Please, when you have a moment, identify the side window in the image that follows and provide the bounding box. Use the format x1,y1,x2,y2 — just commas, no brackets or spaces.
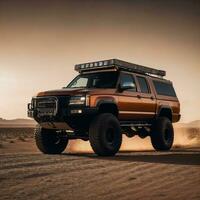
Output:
153,80,177,97
137,76,150,93
120,73,137,92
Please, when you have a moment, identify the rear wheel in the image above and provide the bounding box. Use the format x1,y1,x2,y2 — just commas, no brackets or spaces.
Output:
150,117,174,151
89,113,122,156
35,125,68,154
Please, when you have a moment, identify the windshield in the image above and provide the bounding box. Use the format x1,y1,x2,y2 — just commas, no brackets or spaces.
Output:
67,72,119,89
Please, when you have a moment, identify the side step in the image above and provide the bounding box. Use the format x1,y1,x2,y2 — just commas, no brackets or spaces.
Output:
64,130,89,141
120,121,152,127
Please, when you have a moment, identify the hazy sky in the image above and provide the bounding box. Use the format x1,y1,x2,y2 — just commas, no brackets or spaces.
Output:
0,0,200,122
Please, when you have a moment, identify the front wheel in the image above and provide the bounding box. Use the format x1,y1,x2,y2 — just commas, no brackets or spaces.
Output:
150,117,174,151
89,113,122,156
34,125,68,154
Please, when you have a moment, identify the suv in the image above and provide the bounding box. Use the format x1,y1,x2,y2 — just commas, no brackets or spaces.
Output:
28,59,181,156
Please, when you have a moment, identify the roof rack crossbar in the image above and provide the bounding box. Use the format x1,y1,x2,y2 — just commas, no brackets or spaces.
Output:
75,59,166,77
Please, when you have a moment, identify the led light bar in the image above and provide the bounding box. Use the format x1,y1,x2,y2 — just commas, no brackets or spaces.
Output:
75,59,166,77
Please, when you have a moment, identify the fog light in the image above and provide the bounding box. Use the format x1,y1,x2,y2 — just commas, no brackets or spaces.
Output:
71,109,82,114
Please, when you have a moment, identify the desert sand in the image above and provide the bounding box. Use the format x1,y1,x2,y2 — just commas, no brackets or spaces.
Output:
0,126,200,200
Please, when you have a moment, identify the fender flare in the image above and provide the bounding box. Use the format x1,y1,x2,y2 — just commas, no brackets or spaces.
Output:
157,105,173,120
96,99,119,115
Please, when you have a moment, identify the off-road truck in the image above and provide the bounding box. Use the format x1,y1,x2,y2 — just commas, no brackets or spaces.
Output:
28,59,181,156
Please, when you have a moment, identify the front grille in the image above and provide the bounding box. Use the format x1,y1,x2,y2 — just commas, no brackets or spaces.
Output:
33,97,58,117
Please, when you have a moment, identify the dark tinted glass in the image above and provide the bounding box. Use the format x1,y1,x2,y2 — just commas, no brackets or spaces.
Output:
67,72,119,89
120,73,137,92
153,80,177,97
137,76,150,93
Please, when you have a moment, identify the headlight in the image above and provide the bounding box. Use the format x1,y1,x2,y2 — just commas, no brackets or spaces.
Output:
69,95,87,105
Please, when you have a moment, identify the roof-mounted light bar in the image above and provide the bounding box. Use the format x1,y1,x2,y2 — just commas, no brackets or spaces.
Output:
75,59,166,77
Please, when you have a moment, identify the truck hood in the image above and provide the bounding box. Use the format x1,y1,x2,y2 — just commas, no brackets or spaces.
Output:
37,88,90,97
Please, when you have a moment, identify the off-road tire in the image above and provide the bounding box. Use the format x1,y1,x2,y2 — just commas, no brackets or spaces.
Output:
89,113,122,156
34,125,68,154
150,117,174,151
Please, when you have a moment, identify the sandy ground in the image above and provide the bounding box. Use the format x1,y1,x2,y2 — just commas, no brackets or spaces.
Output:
0,131,200,200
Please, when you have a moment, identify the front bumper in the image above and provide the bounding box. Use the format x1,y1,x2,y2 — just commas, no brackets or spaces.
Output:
27,96,98,130
28,104,98,118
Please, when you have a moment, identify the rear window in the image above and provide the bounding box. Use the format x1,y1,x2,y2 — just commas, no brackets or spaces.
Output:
153,80,177,97
137,76,150,93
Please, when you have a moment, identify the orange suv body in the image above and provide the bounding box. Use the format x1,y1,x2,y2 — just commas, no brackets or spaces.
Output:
28,59,181,155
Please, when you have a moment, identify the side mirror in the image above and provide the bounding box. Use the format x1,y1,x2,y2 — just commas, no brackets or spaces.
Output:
118,82,136,92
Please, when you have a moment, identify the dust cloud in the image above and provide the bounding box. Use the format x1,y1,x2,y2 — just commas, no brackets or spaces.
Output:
68,126,200,153
173,126,200,148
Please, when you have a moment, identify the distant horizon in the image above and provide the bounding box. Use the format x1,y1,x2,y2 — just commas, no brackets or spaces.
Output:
0,117,200,125
0,117,33,121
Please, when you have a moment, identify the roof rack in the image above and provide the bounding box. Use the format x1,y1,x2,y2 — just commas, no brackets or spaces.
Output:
75,59,166,77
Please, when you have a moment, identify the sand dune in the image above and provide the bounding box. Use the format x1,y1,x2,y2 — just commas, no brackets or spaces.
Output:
0,124,200,200
0,142,199,200
0,122,200,200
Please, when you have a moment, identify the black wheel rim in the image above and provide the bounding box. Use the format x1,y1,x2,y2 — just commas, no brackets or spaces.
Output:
51,133,62,145
164,128,171,143
106,127,115,145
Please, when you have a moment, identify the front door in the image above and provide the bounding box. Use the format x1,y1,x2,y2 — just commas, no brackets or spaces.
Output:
117,72,144,120
135,75,157,119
